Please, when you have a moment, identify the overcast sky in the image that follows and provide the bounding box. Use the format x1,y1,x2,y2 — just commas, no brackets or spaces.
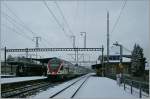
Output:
0,0,149,65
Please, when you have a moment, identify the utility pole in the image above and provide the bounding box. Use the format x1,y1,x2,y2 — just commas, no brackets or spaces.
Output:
80,32,86,66
71,35,76,64
107,11,110,64
33,37,41,59
4,47,7,74
33,36,41,48
71,35,76,48
25,48,28,58
102,45,104,76
80,32,86,48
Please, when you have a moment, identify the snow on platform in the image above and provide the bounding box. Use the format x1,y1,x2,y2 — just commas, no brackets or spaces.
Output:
32,75,139,99
74,77,137,98
1,76,47,84
0,74,15,76
32,74,92,99
0,74,15,78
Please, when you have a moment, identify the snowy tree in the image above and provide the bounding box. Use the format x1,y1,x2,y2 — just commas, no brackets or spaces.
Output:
131,44,146,76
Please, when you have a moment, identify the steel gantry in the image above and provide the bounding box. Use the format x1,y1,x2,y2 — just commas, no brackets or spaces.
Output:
6,48,102,52
3,47,104,74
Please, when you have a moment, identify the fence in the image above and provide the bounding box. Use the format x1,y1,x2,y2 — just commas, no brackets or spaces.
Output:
123,78,149,98
105,74,149,98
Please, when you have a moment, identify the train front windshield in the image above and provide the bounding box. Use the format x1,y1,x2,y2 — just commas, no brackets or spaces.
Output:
50,59,60,69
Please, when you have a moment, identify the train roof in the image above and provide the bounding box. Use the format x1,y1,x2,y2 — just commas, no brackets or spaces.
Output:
26,57,74,65
25,58,53,63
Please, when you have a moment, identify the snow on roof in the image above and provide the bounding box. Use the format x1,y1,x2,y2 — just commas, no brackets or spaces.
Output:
108,57,131,63
1,76,47,84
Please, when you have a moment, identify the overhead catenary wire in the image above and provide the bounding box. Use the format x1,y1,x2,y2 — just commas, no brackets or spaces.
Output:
2,24,34,42
111,44,131,54
2,5,55,48
122,46,132,53
1,13,34,41
2,3,56,58
54,1,74,36
1,11,36,38
3,3,37,36
111,0,127,34
2,11,55,48
43,0,72,39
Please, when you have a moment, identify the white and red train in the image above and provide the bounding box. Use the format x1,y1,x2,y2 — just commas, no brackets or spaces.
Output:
47,57,91,80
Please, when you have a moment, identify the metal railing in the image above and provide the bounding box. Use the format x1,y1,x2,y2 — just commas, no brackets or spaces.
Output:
105,74,149,98
123,78,149,98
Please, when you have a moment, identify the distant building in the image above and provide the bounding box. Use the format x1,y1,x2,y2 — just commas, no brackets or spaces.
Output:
92,55,131,76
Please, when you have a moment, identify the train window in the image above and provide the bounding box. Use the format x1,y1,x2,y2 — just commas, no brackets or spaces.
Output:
60,66,63,70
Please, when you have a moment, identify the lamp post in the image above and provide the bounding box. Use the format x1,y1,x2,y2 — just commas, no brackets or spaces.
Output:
80,32,86,48
70,35,76,64
70,35,76,48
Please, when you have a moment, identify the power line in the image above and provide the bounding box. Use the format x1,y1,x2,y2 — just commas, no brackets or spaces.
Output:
3,4,54,45
2,12,54,48
111,45,131,53
2,24,34,42
122,46,132,53
54,1,74,36
3,2,71,48
3,3,37,36
2,3,56,58
43,0,71,38
42,37,56,47
1,13,35,41
1,11,37,37
111,0,127,34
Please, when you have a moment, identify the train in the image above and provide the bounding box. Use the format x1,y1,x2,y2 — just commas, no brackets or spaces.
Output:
16,62,46,76
47,57,91,80
3,57,91,80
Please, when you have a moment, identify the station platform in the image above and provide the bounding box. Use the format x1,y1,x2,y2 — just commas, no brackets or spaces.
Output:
0,74,15,78
74,77,136,98
1,76,47,84
32,75,140,99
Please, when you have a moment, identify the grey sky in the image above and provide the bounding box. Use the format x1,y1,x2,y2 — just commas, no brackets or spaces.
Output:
0,0,149,65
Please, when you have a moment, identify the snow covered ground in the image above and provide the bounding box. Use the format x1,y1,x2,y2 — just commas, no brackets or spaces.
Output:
54,75,89,98
32,74,92,99
121,84,149,98
31,75,145,99
74,77,136,98
1,76,47,84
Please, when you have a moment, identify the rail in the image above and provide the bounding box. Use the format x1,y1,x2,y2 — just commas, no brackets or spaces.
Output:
50,75,90,98
71,75,90,98
1,82,52,98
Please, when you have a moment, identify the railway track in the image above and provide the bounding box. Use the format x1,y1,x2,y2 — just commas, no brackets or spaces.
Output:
1,74,91,98
50,75,90,98
1,81,58,98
